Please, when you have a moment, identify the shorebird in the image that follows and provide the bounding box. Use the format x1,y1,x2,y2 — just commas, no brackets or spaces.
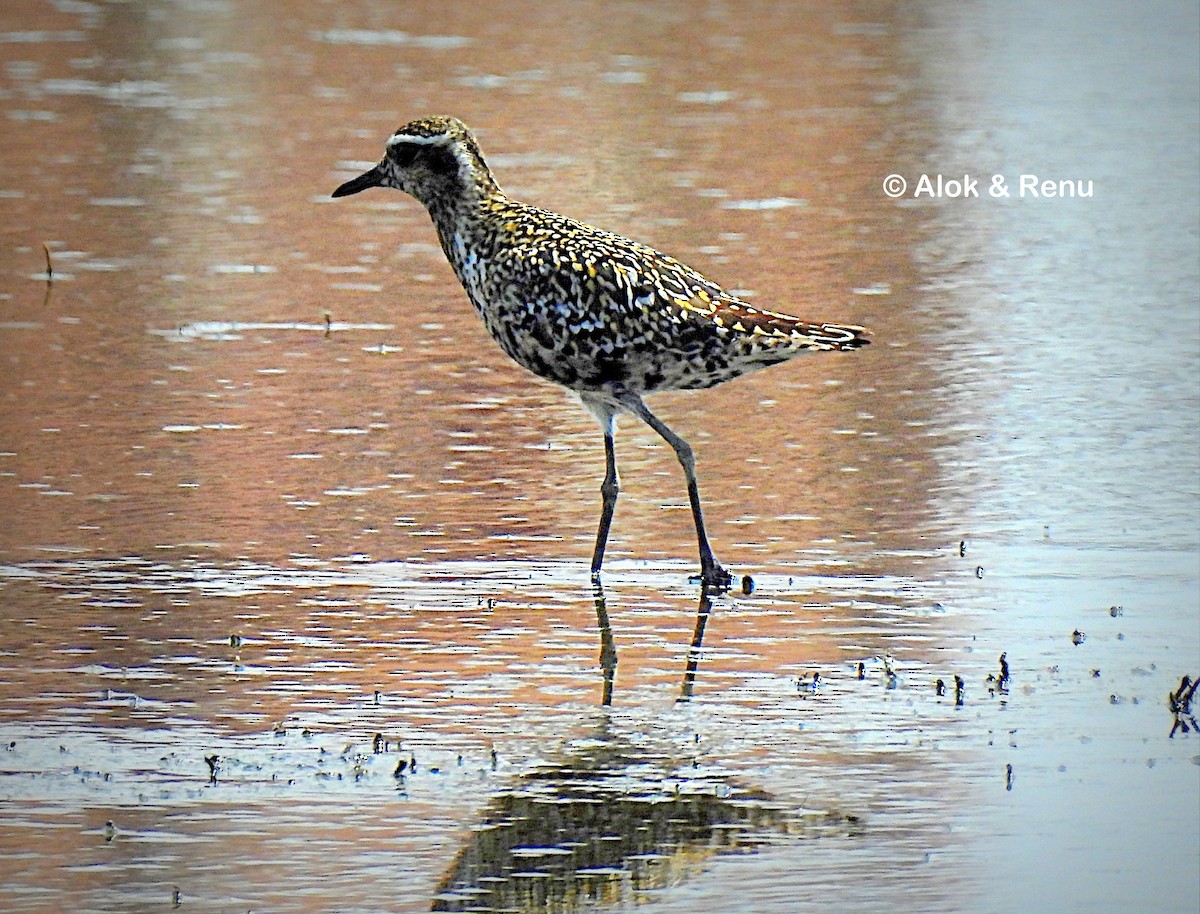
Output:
333,116,868,589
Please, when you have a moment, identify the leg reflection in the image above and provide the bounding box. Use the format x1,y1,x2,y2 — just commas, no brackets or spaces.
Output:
592,580,618,706
679,584,717,702
591,581,720,706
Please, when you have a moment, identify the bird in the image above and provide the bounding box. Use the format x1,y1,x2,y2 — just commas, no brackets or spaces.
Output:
332,116,869,589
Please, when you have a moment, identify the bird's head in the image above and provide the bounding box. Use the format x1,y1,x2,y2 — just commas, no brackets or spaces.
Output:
332,115,499,210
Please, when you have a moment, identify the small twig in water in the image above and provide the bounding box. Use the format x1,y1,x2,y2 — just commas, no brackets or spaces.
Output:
42,243,53,282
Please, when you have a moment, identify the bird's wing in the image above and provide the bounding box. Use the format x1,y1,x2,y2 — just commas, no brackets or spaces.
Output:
493,207,868,354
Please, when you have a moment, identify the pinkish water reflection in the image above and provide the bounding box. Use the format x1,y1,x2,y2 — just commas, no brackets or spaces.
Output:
0,1,1197,913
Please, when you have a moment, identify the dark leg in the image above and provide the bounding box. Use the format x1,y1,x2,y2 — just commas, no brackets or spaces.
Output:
620,394,731,589
579,395,621,581
590,423,619,580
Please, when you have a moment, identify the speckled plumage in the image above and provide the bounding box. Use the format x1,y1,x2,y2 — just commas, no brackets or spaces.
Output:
333,115,869,588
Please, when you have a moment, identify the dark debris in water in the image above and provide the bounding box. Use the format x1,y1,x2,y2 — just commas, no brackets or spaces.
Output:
795,671,821,694
1169,675,1199,738
986,652,1011,697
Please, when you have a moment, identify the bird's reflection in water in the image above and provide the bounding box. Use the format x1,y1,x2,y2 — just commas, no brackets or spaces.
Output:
430,719,856,913
431,582,860,913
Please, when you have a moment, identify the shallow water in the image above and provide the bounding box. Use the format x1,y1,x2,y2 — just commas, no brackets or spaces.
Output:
1,1,1197,913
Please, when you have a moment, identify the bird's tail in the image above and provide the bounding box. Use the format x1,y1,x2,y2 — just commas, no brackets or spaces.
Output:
801,321,870,351
709,298,869,352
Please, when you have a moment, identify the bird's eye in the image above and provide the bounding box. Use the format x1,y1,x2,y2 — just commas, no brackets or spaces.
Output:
388,143,420,168
423,146,459,176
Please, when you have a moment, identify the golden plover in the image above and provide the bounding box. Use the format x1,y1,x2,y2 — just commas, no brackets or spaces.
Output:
333,115,868,589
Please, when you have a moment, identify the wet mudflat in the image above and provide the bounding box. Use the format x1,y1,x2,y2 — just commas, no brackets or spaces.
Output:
1,1,1197,913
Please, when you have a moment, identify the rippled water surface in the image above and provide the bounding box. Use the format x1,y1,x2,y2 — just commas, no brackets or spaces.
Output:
1,1,1197,913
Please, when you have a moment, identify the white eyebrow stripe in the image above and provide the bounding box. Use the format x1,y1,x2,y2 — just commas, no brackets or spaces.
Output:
387,133,447,147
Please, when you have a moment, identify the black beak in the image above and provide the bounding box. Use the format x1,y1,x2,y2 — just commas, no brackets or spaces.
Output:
332,163,386,198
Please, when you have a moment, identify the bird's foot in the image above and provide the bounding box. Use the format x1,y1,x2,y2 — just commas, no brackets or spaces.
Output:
692,562,733,592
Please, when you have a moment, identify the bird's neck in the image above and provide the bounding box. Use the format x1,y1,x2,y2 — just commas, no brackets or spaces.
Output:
425,182,510,279
419,155,503,223
425,182,503,226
